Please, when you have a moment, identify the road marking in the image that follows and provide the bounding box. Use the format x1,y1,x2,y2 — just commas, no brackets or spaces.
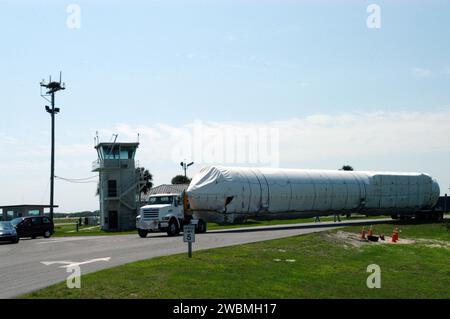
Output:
37,236,112,244
41,257,111,268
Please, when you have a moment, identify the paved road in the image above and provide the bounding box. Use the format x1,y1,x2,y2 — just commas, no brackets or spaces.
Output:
0,218,391,298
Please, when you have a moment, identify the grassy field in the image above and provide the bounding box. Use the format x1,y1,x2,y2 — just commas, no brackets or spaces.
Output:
24,221,450,299
52,217,136,237
53,224,135,237
207,214,386,230
52,214,386,237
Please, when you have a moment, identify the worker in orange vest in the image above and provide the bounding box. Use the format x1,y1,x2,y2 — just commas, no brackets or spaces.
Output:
391,226,399,243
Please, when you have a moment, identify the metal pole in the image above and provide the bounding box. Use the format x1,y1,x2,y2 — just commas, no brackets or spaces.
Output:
41,73,65,222
445,193,448,214
188,241,192,258
49,92,55,221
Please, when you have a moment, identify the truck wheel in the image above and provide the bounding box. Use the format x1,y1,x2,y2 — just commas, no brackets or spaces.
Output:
167,219,180,237
43,230,51,238
138,229,148,238
196,219,207,234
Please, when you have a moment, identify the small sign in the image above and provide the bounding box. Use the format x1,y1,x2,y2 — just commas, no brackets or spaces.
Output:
183,225,195,243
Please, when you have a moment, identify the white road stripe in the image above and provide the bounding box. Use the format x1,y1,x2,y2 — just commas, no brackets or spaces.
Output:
41,257,111,268
36,236,113,244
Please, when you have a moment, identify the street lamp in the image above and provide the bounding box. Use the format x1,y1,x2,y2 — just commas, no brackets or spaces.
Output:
180,161,194,178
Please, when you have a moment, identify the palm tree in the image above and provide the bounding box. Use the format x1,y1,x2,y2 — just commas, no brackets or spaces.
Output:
171,175,191,184
137,167,153,195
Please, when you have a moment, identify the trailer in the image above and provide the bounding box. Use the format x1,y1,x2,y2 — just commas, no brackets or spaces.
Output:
136,166,442,237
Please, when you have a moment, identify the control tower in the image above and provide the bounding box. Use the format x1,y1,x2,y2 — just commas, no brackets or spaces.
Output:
92,141,140,231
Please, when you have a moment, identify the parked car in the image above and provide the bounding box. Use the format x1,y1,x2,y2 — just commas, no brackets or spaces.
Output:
0,221,19,244
10,216,54,239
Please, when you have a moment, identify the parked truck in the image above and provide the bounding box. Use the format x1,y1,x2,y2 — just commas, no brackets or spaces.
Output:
136,193,206,238
136,166,442,237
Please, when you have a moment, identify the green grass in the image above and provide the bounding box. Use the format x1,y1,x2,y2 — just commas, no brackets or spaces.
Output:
53,225,135,237
207,214,386,230
345,221,450,241
51,214,386,237
23,222,450,299
53,217,135,237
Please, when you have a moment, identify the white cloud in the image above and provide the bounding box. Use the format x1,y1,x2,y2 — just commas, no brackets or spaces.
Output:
275,110,450,162
114,108,450,166
297,81,309,87
411,67,432,77
3,108,450,212
0,133,17,144
226,34,235,42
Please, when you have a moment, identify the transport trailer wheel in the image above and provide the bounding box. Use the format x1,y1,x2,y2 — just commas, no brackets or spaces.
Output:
415,212,429,221
167,219,180,237
196,219,207,233
138,229,148,238
43,230,52,238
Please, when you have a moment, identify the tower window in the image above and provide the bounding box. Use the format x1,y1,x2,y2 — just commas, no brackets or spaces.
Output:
108,180,118,197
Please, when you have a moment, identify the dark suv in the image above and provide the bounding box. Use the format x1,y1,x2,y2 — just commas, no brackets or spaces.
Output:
10,216,54,239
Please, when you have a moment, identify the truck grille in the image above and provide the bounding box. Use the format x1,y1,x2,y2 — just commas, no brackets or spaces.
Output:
143,209,159,219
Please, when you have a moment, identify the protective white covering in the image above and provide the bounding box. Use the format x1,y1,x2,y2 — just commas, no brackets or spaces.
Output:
186,166,440,223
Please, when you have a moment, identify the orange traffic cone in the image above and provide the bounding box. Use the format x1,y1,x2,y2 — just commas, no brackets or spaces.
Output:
360,227,366,239
391,226,399,243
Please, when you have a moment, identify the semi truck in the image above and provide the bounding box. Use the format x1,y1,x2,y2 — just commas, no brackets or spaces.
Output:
136,192,206,237
136,166,442,237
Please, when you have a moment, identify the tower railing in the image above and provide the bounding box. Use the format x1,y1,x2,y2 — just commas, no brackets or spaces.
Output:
92,159,138,172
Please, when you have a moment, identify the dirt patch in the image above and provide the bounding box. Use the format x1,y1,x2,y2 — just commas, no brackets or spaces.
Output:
326,231,416,248
416,239,450,249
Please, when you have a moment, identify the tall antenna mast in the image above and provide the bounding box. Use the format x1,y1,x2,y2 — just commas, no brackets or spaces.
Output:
40,72,66,221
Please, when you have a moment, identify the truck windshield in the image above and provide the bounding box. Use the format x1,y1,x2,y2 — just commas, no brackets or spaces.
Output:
148,196,173,205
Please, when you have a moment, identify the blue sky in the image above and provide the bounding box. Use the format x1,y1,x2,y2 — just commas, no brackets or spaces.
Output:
1,0,449,212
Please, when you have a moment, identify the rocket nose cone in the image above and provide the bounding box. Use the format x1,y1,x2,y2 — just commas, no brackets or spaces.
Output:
187,166,223,194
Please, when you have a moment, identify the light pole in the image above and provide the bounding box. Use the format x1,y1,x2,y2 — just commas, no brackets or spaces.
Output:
40,72,65,221
180,161,194,178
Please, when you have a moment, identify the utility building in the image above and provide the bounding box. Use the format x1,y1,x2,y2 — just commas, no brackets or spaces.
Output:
92,142,140,231
0,204,57,221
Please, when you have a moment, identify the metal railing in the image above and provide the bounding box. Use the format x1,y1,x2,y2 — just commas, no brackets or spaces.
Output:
92,159,136,171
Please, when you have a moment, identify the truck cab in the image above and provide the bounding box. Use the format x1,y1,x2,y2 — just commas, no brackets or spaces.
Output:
136,193,207,238
136,194,183,237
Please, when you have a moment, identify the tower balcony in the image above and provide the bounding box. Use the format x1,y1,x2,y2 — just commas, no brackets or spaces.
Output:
92,159,136,172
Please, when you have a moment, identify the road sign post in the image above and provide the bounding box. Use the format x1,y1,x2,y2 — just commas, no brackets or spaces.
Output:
183,225,195,258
